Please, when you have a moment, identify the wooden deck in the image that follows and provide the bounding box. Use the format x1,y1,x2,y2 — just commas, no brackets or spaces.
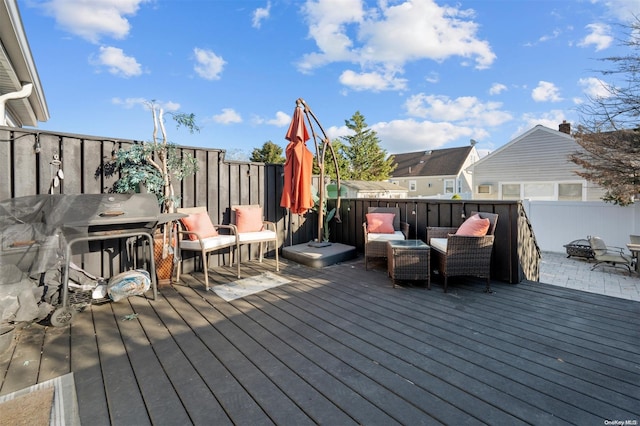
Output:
1,256,639,425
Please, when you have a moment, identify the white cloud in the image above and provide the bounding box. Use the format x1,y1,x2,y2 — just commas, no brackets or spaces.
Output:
252,2,271,29
339,69,407,91
324,112,495,154
193,48,226,80
578,77,613,99
515,110,572,136
298,0,495,84
112,97,146,109
489,83,507,95
253,111,291,127
269,111,291,126
41,0,149,43
404,93,512,127
372,119,476,153
578,23,613,51
538,29,561,43
425,72,439,83
599,0,640,22
213,108,242,124
93,46,142,77
531,81,562,102
160,101,181,112
112,98,180,112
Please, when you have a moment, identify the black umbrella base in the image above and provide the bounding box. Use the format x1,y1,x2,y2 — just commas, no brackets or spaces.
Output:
282,242,357,268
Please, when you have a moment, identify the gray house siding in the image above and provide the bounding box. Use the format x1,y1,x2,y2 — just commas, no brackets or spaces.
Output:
471,125,605,201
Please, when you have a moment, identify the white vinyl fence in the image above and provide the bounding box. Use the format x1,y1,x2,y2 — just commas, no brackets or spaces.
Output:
523,200,640,253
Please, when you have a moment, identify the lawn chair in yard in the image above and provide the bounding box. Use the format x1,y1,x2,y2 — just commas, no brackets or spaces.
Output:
588,236,634,273
426,212,498,293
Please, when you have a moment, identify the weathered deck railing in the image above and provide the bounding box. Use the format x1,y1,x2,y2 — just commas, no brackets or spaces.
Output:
0,126,540,283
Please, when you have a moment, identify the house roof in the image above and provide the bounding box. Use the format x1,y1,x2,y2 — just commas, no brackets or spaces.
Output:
341,180,408,192
0,0,48,126
390,146,473,178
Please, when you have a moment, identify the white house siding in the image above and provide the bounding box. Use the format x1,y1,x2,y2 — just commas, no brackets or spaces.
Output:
471,126,605,201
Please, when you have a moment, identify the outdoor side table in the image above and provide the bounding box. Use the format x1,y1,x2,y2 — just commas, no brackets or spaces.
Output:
386,240,430,289
626,243,640,273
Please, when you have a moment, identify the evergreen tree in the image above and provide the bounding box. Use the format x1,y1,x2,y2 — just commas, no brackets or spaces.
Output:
341,111,396,180
250,141,285,164
570,17,640,206
314,139,350,180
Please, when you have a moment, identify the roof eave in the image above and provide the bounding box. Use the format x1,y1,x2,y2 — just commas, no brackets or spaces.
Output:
0,0,49,126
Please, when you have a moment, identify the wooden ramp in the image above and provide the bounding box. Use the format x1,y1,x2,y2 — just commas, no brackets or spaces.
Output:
1,256,638,425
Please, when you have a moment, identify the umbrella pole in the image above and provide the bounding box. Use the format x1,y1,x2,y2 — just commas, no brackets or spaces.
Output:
298,98,342,245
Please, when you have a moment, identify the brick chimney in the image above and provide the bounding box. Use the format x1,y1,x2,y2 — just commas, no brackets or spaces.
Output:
559,120,571,134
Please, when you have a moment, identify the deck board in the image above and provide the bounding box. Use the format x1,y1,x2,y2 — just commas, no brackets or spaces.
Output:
1,324,44,394
1,256,639,425
70,303,110,425
94,303,151,425
112,297,194,425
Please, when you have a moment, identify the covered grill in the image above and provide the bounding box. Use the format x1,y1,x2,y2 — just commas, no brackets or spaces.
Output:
1,193,168,326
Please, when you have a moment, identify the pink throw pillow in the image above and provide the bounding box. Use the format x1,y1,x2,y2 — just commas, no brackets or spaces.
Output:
181,211,218,241
366,213,396,234
235,207,264,233
456,214,490,237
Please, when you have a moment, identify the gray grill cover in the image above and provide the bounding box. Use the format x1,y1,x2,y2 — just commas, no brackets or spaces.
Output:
0,193,160,275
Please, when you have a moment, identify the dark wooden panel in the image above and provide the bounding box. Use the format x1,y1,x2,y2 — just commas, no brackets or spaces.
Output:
13,131,37,197
61,137,82,194
0,129,11,199
37,133,59,195
192,148,208,207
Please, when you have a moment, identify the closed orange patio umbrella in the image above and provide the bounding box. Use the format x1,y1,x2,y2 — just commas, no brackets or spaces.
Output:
280,101,314,215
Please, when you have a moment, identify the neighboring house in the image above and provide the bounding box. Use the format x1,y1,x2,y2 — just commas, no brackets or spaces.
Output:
0,0,48,127
468,122,605,201
326,180,409,199
389,141,480,198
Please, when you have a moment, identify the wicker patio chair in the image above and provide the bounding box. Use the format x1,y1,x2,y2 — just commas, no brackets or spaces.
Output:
363,206,409,269
426,212,498,293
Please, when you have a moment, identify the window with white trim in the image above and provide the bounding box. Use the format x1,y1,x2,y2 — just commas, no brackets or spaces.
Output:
501,184,520,200
444,179,454,194
558,183,583,200
409,180,417,191
477,185,492,194
523,183,554,200
501,182,585,201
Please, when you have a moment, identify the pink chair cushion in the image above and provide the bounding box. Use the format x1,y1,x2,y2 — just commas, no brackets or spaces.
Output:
366,213,396,234
235,207,264,233
456,214,490,237
181,211,218,241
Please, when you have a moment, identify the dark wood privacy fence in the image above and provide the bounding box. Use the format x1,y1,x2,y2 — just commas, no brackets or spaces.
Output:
328,199,540,284
0,126,540,283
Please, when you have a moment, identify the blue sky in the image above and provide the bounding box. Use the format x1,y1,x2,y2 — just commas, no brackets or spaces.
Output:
19,0,640,159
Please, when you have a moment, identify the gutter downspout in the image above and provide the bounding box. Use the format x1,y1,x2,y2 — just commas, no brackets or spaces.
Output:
0,83,33,126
